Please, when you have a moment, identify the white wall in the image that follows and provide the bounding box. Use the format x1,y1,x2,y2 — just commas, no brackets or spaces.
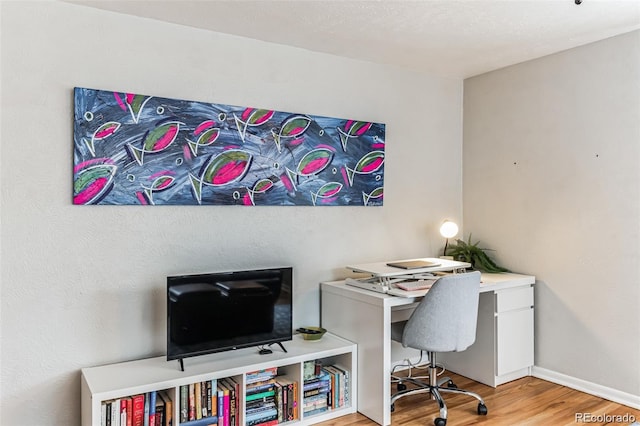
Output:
0,2,463,424
463,31,640,397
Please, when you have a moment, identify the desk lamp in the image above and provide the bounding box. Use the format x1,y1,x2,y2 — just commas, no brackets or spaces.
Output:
439,220,459,256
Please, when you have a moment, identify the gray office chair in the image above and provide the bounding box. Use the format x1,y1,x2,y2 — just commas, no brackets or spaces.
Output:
390,271,487,426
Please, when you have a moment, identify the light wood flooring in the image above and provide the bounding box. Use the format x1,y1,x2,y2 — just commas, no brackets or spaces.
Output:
315,372,640,426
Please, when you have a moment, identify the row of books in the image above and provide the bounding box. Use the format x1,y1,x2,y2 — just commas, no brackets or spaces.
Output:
245,367,298,426
302,364,350,417
179,377,239,426
101,390,172,426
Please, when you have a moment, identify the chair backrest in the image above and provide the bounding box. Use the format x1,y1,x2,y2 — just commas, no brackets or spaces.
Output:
401,271,481,353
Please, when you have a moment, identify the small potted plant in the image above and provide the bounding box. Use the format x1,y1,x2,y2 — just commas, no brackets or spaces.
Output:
445,234,510,273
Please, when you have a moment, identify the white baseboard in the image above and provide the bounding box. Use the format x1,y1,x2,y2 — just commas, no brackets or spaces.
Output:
532,366,640,410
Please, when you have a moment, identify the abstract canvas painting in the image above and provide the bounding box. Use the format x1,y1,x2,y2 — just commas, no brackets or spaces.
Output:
73,87,386,206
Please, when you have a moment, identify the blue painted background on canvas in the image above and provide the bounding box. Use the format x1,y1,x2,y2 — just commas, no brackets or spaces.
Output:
73,88,385,206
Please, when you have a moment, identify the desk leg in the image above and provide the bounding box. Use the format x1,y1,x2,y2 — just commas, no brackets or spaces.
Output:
321,293,391,426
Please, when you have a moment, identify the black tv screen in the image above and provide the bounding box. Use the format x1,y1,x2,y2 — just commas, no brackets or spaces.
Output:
167,267,293,362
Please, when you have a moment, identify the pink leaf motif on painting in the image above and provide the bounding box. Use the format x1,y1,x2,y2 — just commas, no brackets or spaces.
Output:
84,121,121,157
234,108,274,143
271,115,312,153
311,182,343,206
337,120,373,151
188,149,253,204
73,160,117,205
344,150,385,186
127,120,184,166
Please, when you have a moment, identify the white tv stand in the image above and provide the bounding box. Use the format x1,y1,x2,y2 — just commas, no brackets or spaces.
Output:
81,333,357,426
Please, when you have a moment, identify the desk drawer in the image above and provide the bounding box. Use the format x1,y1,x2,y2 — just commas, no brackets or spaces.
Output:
496,286,533,312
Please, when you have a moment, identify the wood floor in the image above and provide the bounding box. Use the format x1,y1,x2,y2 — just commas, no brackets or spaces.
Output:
315,372,640,426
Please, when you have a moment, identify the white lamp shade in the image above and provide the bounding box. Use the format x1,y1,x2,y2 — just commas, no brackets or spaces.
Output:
439,221,459,239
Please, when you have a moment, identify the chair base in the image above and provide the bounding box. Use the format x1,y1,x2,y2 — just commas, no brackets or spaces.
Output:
390,352,488,426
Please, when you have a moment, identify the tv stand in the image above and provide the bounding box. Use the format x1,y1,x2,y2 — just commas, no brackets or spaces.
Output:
178,358,184,372
269,341,288,353
81,333,357,426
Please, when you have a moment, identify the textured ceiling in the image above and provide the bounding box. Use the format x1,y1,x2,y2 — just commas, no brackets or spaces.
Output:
66,0,640,78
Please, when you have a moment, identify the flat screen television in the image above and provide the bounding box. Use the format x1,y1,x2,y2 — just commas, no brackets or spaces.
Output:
167,267,293,367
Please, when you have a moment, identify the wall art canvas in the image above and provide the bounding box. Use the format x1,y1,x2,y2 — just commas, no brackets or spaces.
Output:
73,87,385,206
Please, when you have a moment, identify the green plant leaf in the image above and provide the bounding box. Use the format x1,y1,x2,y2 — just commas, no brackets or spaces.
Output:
444,233,510,273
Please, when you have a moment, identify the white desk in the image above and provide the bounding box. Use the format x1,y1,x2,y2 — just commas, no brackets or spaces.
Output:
320,271,535,426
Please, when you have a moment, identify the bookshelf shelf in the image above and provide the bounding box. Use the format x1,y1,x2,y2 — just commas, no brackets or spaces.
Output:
81,333,357,426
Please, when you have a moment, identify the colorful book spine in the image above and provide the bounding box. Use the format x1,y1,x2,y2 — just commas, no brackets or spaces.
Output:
194,382,202,420
148,391,157,426
223,386,230,426
131,394,145,426
188,383,196,421
210,379,217,418
125,397,133,426
179,416,219,426
180,385,188,422
120,398,128,426
216,388,224,426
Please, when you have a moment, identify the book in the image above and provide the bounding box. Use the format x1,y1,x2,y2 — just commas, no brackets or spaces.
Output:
331,364,350,405
272,382,283,423
303,386,330,398
217,382,228,426
293,380,299,420
248,420,278,426
179,385,189,422
304,406,329,416
220,377,240,426
125,397,133,426
245,389,275,402
245,367,278,384
188,383,196,421
276,378,296,421
112,398,120,426
246,402,276,417
131,394,145,426
246,379,276,395
158,390,173,426
323,365,343,407
222,384,230,426
154,392,165,426
205,380,212,417
143,393,150,426
245,407,278,424
148,391,157,426
120,398,128,426
194,382,202,420
179,416,219,426
222,377,239,426
101,401,108,426
246,414,278,426
105,401,112,426
209,379,217,418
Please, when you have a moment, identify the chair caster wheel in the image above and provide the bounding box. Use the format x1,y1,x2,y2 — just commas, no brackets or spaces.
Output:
390,403,395,412
446,380,457,388
397,382,407,391
478,403,488,415
434,418,447,426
